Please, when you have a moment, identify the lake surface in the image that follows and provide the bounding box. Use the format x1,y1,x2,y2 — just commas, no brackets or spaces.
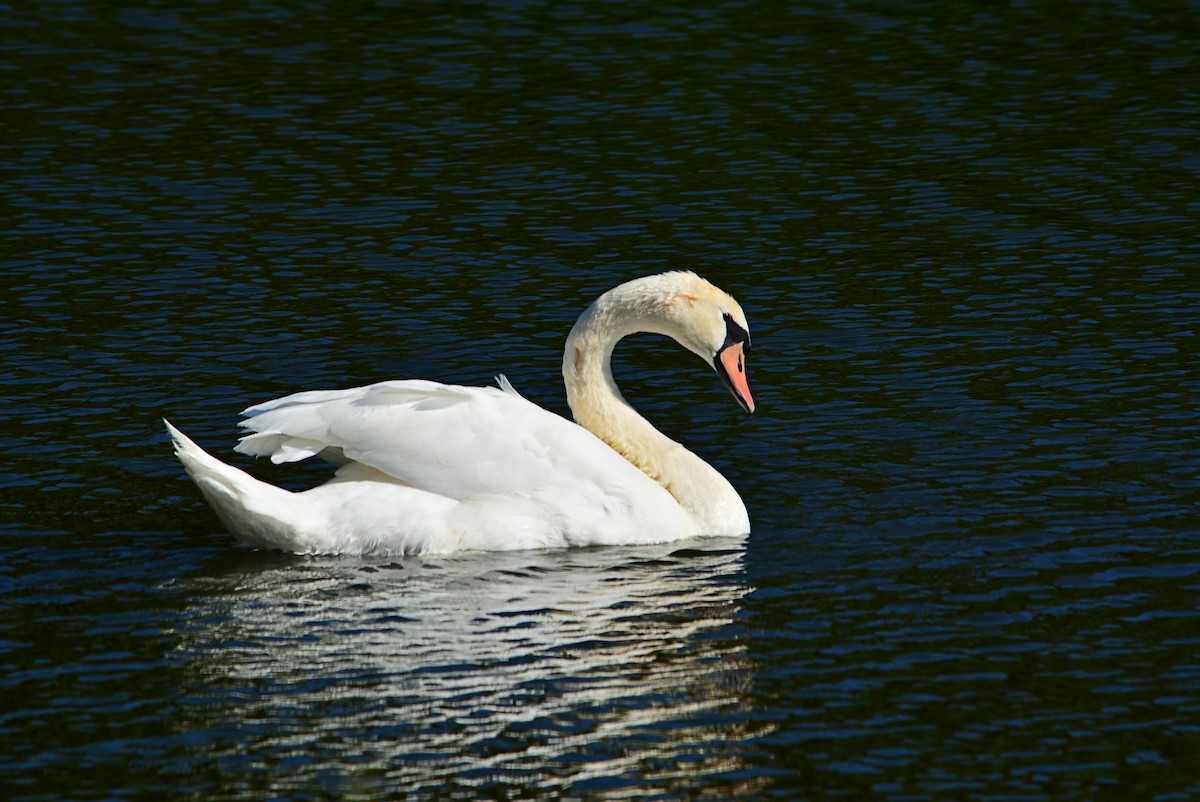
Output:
3,0,1199,799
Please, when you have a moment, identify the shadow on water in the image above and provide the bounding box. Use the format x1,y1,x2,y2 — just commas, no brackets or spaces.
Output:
170,539,766,798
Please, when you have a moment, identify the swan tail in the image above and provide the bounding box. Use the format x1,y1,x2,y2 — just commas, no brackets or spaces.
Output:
165,420,320,553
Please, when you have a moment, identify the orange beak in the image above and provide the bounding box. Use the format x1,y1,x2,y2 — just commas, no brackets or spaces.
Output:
715,341,754,414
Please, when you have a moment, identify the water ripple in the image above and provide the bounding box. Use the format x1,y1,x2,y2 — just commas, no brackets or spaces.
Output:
173,543,757,796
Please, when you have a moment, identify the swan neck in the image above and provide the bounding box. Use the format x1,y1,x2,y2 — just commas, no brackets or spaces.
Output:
559,276,750,536
562,298,661,457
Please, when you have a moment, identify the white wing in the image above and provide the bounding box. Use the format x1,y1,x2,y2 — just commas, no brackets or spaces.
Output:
233,378,681,520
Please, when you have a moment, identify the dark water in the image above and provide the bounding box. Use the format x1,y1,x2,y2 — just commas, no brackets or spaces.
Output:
3,0,1199,799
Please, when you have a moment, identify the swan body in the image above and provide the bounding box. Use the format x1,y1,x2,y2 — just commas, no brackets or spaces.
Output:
168,271,754,555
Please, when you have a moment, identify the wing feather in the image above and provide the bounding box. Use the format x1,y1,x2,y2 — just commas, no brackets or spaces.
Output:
233,380,678,520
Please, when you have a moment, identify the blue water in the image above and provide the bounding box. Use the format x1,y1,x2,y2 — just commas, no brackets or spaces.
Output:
3,1,1199,799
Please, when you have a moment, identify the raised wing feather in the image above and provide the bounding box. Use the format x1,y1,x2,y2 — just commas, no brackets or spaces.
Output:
234,379,672,511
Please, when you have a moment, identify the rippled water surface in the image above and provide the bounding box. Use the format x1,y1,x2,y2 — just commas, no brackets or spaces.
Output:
3,1,1199,799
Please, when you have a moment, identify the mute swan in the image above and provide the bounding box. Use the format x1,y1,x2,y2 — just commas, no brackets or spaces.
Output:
167,271,754,555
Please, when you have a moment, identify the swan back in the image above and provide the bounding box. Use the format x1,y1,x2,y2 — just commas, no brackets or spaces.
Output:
233,379,701,547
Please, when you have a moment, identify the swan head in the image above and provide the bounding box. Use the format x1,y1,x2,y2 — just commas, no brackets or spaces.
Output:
659,272,755,415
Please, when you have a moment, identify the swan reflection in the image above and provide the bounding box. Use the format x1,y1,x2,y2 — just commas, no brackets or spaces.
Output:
176,539,763,795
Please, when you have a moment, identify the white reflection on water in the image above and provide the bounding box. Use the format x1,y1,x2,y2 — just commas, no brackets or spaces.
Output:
175,538,764,796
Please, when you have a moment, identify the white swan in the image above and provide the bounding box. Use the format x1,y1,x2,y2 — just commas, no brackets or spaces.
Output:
167,271,754,555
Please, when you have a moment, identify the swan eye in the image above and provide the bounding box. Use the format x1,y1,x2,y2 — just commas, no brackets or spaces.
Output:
721,312,751,353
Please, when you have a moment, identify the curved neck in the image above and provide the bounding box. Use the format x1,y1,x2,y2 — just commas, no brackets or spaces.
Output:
562,299,671,483
560,283,748,534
